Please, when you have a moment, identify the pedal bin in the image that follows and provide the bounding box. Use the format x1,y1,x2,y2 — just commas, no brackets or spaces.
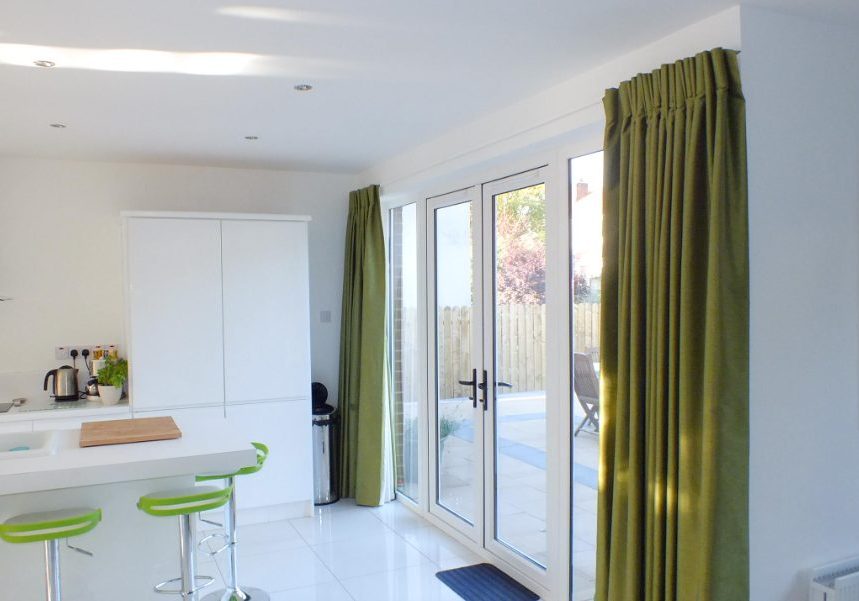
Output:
312,404,340,505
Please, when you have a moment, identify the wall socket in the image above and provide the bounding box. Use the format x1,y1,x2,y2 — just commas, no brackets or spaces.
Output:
55,344,118,361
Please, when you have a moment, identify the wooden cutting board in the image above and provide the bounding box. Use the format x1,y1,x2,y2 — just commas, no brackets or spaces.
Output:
79,416,182,448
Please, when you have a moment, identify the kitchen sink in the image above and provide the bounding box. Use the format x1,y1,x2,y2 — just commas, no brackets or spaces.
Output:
0,431,58,460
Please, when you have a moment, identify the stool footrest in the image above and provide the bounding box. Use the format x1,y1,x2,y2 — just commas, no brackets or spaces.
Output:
198,532,230,557
154,574,215,596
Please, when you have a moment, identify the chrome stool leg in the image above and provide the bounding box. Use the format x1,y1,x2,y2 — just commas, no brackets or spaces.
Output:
155,514,214,600
179,514,198,600
45,539,62,601
202,477,269,601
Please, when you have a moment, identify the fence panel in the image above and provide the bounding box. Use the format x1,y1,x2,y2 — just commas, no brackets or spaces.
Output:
435,303,599,398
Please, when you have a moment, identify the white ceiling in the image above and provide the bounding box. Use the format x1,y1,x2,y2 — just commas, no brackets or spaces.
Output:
0,0,854,173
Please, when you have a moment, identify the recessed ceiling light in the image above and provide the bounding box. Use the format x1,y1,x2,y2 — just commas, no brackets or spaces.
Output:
49,123,66,128
33,60,56,68
294,84,313,92
244,135,259,140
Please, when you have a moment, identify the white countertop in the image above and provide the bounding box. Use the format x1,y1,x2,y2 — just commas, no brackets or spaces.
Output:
0,416,257,496
0,395,131,423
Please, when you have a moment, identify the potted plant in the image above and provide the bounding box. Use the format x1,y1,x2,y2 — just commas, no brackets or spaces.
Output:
97,356,128,405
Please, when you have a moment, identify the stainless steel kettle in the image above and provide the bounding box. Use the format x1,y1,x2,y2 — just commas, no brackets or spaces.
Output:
44,365,79,401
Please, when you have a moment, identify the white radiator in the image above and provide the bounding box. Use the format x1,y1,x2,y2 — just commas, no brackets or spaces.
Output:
811,556,859,601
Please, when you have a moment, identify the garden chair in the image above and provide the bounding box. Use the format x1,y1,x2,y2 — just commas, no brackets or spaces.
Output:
573,352,600,436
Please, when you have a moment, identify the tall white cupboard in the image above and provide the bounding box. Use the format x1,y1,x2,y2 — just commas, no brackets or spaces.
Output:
123,212,313,514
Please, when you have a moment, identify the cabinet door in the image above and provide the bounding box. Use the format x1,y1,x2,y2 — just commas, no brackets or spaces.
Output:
132,406,225,431
225,401,312,509
126,218,224,411
221,220,311,404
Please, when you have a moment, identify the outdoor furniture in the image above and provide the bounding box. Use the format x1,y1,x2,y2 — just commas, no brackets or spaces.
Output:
573,353,600,436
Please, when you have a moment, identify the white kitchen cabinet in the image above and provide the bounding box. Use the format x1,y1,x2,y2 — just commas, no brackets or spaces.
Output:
225,401,312,510
123,212,314,513
221,219,311,404
133,406,226,436
125,218,224,411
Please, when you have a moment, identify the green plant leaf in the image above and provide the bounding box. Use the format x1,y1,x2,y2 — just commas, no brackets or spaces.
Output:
97,356,128,387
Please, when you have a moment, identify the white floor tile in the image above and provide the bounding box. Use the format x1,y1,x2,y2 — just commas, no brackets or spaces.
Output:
369,500,428,534
290,509,390,545
269,581,356,601
340,563,465,601
311,530,431,580
398,524,483,570
216,545,337,593
233,519,308,555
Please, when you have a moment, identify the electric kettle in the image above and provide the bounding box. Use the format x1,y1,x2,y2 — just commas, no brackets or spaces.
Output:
44,365,79,401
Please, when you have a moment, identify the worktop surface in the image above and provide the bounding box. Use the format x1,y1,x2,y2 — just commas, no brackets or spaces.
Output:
0,416,256,496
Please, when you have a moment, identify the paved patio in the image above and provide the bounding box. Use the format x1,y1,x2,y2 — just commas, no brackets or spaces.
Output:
437,392,599,599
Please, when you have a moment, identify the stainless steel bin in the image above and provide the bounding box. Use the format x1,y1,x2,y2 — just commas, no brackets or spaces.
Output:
312,405,339,505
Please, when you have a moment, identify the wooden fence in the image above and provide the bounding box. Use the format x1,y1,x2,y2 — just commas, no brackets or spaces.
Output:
436,303,600,398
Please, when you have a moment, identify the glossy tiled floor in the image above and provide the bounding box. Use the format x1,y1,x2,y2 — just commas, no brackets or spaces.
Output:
201,499,492,600
197,418,599,600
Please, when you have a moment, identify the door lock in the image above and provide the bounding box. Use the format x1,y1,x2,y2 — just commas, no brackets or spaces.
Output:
479,369,488,411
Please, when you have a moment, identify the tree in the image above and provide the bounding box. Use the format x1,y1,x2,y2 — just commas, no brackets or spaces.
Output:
573,272,592,304
495,185,546,304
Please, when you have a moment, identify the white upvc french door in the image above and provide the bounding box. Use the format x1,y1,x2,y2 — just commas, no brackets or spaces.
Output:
427,166,560,597
426,187,486,543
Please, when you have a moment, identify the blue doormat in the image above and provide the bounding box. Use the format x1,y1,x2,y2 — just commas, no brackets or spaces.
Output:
436,563,540,601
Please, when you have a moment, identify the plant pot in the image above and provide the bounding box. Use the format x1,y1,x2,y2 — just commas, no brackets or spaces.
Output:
98,385,123,406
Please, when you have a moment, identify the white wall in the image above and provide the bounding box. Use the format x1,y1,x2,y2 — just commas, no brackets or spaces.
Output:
362,6,742,195
742,6,859,599
0,157,355,404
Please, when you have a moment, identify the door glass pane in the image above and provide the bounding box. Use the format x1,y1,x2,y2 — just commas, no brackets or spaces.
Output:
389,204,419,501
493,182,548,567
435,201,477,523
571,151,603,601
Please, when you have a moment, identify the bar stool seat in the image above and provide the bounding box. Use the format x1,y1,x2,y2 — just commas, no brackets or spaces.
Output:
139,485,232,601
197,442,270,601
0,507,101,601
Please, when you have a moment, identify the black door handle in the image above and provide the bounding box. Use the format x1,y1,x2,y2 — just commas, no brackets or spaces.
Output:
457,368,478,408
496,381,513,389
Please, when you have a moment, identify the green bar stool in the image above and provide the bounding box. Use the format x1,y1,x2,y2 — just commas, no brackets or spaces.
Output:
0,507,102,601
196,442,269,601
138,485,233,601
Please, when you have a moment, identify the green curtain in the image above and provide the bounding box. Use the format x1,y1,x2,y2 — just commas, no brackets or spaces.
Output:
338,184,391,506
596,48,749,601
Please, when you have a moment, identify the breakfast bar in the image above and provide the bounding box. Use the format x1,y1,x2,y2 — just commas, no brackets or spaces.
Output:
0,415,257,600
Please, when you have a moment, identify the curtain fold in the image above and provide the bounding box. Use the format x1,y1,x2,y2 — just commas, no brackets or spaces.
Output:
596,48,749,601
338,184,392,507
